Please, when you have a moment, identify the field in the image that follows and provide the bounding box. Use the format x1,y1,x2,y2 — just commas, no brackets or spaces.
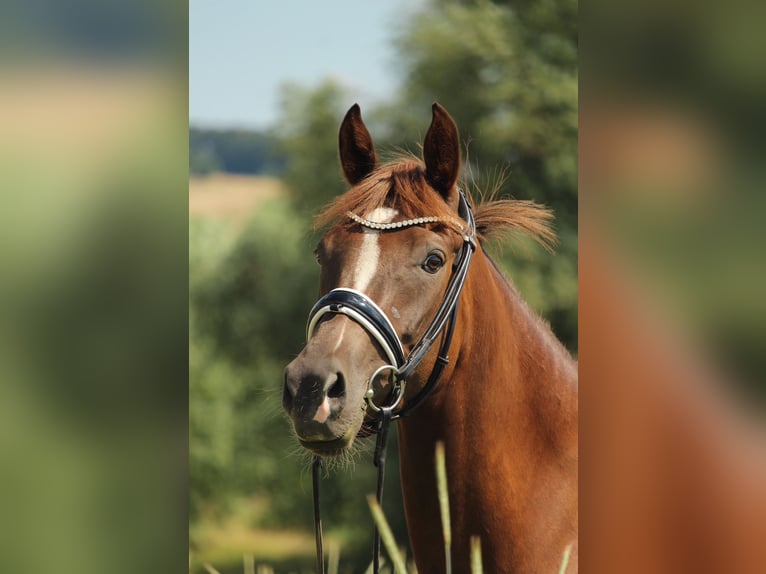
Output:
189,173,283,225
191,496,316,573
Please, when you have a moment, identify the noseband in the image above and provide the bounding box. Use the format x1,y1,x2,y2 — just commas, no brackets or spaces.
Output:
306,189,477,573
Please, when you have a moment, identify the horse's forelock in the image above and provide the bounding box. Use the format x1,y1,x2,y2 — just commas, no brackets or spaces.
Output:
314,158,461,233
315,156,557,252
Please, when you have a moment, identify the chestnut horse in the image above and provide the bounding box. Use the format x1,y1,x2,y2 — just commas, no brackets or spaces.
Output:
283,103,577,573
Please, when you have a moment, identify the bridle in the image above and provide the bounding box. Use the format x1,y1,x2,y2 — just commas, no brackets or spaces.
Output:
306,189,477,573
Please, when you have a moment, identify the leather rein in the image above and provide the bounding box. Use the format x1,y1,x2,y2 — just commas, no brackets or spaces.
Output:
306,190,477,573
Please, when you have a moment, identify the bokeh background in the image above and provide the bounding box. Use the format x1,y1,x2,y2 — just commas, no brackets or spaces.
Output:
580,0,766,570
0,1,187,574
189,0,576,572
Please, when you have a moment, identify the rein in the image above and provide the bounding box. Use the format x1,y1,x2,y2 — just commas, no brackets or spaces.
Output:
307,189,476,573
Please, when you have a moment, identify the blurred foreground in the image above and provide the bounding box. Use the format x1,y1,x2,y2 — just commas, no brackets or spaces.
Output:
0,62,188,574
0,1,187,573
581,0,766,570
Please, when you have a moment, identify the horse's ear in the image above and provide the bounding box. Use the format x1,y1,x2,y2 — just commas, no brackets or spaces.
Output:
424,102,461,202
338,104,379,185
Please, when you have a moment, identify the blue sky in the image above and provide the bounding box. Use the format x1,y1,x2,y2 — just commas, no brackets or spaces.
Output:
190,0,420,129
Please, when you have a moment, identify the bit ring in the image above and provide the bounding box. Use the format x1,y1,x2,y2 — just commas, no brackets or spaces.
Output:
364,364,404,413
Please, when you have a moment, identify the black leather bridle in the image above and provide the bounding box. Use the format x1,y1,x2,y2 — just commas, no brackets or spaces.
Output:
307,189,477,574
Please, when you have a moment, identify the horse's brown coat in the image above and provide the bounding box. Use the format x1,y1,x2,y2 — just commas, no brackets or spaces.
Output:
396,246,578,573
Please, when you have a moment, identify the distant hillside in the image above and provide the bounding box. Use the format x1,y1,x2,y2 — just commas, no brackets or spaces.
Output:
190,127,286,176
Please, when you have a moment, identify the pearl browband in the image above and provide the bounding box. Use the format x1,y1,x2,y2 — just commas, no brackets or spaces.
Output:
346,211,463,231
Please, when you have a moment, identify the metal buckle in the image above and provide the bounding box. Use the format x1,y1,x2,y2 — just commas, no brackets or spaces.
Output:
364,364,405,413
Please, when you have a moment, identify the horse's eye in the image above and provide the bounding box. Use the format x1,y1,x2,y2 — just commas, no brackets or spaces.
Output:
422,252,445,274
314,248,321,265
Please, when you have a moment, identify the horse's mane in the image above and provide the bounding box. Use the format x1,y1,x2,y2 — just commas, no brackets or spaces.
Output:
315,154,557,251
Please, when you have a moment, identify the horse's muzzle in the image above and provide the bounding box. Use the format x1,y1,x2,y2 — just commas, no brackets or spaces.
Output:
299,434,354,456
283,355,353,445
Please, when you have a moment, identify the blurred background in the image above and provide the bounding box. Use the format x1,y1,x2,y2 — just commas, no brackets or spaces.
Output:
189,0,576,572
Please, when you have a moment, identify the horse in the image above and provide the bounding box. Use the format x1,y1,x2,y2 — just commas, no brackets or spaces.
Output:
283,102,578,573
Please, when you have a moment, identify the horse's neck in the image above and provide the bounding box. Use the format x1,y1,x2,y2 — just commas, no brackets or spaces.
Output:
403,250,577,450
471,254,578,446
397,250,577,571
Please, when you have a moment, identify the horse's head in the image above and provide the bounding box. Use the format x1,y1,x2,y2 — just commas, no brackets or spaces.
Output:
283,103,470,456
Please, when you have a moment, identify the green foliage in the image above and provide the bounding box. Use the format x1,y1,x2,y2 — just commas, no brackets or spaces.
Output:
389,0,579,350
189,202,315,515
278,80,352,219
189,202,407,570
189,220,242,520
192,200,317,368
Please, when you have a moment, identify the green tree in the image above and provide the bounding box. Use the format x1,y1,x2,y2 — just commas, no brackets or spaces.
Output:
189,128,286,176
386,0,579,350
278,81,354,218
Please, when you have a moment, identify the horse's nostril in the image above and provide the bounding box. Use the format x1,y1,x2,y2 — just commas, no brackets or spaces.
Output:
327,372,346,399
282,374,294,412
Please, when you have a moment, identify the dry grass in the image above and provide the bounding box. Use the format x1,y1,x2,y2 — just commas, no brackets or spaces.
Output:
0,64,174,159
191,496,315,567
194,447,575,574
189,173,283,224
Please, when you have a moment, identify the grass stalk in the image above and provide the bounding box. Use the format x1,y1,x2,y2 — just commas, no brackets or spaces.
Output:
435,441,452,574
328,541,340,574
470,536,483,574
367,495,408,574
558,543,573,574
